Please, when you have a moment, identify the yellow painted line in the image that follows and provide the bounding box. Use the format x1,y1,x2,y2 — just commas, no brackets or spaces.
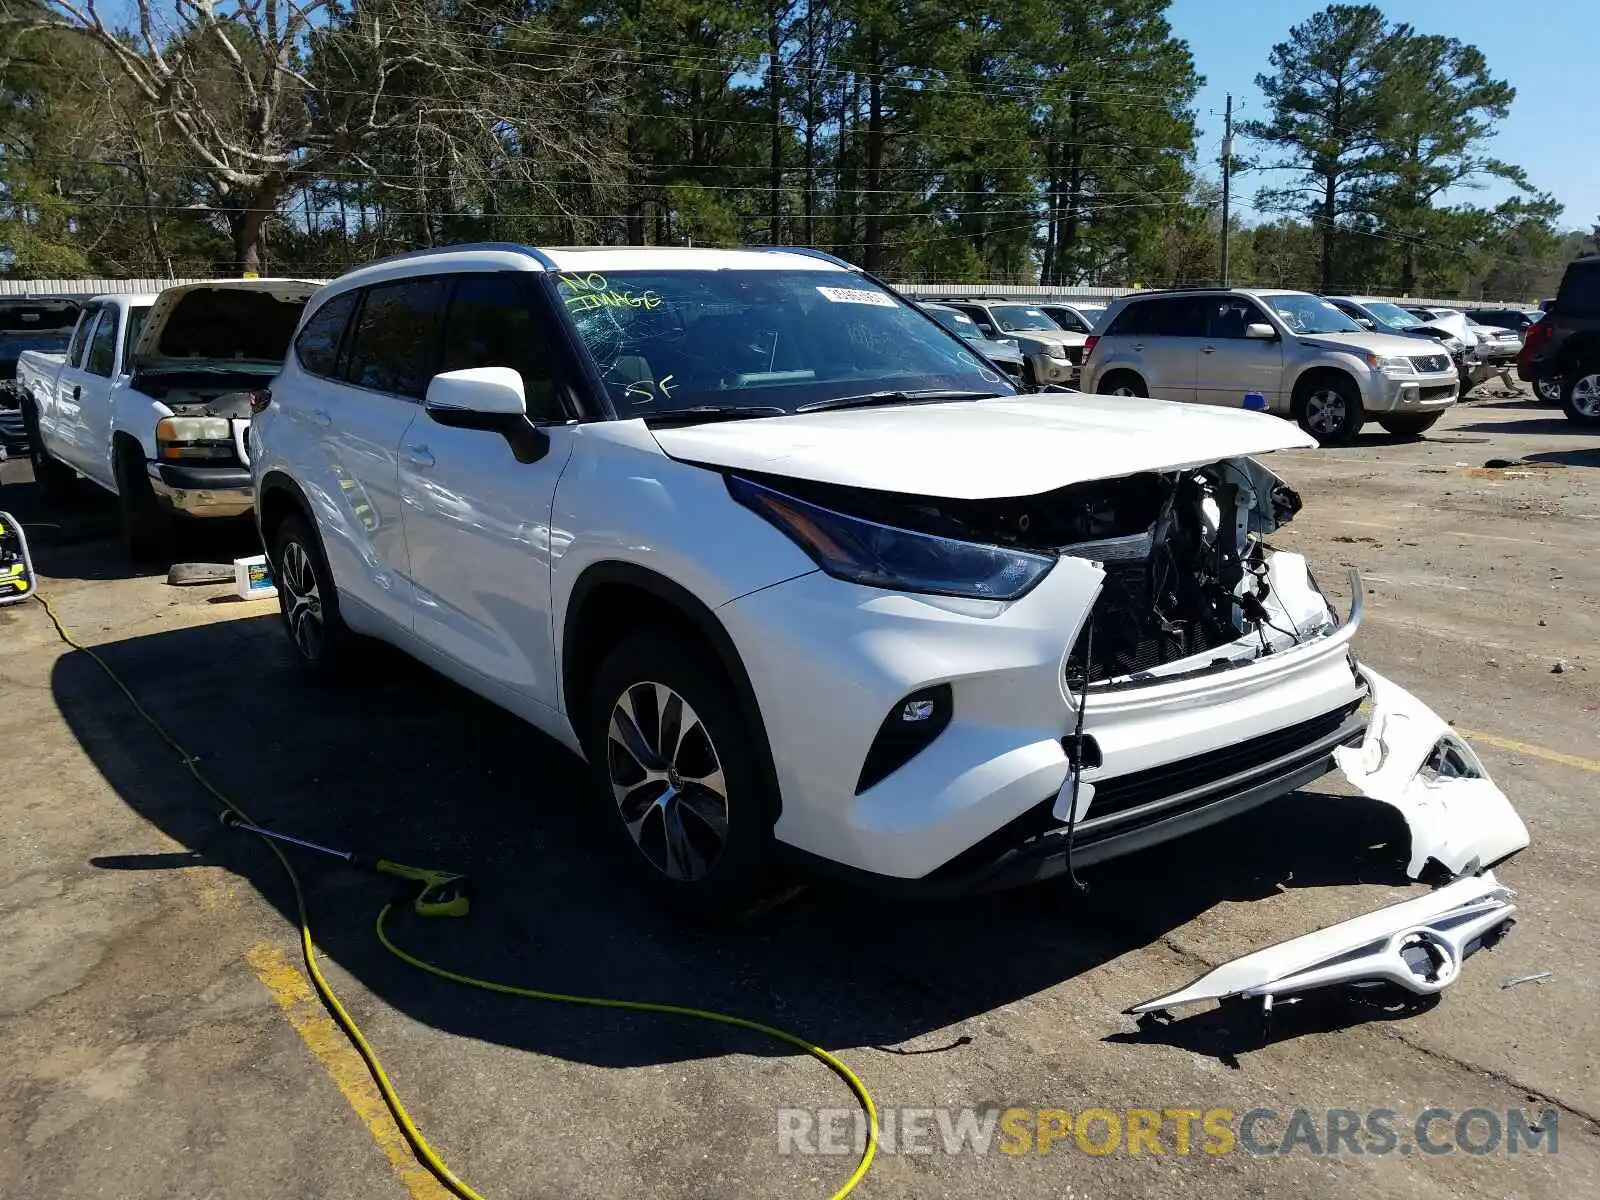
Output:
1456,730,1600,775
245,942,450,1200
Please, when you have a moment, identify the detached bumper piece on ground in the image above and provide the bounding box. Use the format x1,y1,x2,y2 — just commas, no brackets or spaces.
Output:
1131,668,1530,1021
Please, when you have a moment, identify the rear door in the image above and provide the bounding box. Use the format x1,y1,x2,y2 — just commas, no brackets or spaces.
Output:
52,305,113,474
75,302,127,488
1196,295,1285,408
294,281,443,635
401,272,576,709
1128,297,1203,403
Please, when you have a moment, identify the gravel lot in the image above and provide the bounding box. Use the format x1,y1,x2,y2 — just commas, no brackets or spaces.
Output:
1,384,1595,1200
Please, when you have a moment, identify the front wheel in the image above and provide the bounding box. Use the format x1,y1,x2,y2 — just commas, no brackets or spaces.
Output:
1377,412,1443,438
585,631,775,917
1295,376,1366,445
113,441,172,563
1561,370,1600,426
1534,376,1562,405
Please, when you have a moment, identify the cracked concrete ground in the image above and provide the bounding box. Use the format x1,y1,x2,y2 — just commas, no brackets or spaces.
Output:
0,384,1595,1199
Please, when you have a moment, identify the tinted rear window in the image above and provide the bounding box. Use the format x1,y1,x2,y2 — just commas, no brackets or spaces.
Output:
1107,296,1204,337
156,290,310,361
294,292,358,378
1556,263,1600,317
0,302,79,333
343,279,447,398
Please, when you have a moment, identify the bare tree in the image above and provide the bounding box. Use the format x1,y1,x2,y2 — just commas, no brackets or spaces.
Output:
20,0,624,272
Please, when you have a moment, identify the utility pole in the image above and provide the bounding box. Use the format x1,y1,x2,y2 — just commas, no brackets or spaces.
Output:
1220,93,1233,286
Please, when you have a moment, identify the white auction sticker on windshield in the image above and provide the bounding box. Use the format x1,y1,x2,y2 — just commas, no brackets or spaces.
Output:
816,286,896,307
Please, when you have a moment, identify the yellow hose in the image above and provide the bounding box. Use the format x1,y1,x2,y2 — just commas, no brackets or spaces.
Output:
37,594,878,1200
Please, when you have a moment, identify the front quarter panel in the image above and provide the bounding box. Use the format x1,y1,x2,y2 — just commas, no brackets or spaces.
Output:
548,419,821,695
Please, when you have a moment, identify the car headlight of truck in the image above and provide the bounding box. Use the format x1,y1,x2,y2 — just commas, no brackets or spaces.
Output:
728,476,1056,601
1045,343,1069,360
155,415,235,461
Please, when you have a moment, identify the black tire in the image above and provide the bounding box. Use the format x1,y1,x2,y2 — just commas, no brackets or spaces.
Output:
270,513,357,675
22,400,78,502
1294,373,1365,445
1095,370,1147,398
113,440,173,562
584,630,775,918
1534,375,1563,405
1377,412,1443,438
1560,368,1600,427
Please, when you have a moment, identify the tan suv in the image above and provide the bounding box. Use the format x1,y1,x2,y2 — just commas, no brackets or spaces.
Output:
1080,288,1461,444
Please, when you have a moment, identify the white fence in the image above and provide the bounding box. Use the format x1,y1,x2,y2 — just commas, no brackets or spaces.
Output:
1,274,1522,311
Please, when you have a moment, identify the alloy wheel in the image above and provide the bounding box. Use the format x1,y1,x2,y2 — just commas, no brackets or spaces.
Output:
279,541,325,661
1569,373,1600,418
606,681,730,882
1303,388,1348,436
1536,377,1562,404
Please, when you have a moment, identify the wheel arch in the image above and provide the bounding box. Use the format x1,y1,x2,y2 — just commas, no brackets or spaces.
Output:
1554,330,1600,375
257,471,316,560
1095,367,1147,395
1291,363,1362,407
561,561,781,815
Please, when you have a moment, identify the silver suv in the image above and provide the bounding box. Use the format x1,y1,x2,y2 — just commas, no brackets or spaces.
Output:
1081,288,1461,444
928,297,1087,387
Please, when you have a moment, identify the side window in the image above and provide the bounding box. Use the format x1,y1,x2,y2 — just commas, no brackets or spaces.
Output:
121,306,150,374
952,304,989,328
1105,302,1150,337
84,309,118,376
1052,308,1090,333
1132,297,1204,337
438,274,566,422
66,308,97,368
294,291,358,379
342,279,447,399
1206,297,1269,339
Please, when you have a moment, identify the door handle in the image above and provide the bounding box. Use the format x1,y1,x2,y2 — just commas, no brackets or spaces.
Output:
1201,345,1217,354
72,385,81,401
404,444,435,469
1130,343,1145,352
309,408,332,428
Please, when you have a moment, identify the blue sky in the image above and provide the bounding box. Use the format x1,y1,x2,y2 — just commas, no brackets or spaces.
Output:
1169,0,1594,231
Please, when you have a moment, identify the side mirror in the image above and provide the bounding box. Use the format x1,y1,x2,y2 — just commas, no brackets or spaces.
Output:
1356,317,1375,329
1244,323,1277,340
425,367,527,420
423,367,548,463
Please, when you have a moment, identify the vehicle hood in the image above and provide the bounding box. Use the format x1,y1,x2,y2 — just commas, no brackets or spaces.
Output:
1008,328,1087,349
651,393,1315,500
131,279,322,372
967,336,1024,363
1295,330,1452,358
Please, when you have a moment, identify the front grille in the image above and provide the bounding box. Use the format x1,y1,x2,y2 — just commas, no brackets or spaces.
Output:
1420,384,1457,403
1410,354,1448,373
1085,704,1359,825
1064,346,1084,365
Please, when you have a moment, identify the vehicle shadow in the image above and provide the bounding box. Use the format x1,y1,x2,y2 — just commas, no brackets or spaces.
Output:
1522,446,1600,468
1457,417,1575,436
52,613,1418,1069
0,468,262,582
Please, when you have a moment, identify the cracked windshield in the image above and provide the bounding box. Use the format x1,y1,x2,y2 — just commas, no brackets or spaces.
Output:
554,269,1014,417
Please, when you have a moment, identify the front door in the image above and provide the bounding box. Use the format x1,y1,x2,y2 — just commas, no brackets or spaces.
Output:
401,272,575,710
50,305,107,473
1195,295,1285,408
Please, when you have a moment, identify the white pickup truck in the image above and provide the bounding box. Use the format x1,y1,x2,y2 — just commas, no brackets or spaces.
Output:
16,280,319,558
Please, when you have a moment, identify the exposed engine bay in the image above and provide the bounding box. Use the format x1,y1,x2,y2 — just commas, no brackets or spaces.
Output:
744,458,1317,687
132,370,271,417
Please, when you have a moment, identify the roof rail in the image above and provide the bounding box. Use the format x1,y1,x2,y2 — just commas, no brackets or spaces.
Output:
740,245,861,270
353,242,558,271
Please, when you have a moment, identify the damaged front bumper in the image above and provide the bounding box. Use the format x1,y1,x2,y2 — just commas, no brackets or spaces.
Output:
1129,670,1530,1015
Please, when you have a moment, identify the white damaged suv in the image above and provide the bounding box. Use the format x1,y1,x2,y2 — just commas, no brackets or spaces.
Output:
251,245,1527,913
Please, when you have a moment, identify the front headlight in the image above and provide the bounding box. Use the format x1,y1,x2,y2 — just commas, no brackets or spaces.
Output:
155,415,235,461
1045,343,1069,360
728,476,1055,600
1365,353,1415,377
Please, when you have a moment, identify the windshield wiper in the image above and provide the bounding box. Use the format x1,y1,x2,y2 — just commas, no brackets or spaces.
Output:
639,405,788,426
796,388,999,413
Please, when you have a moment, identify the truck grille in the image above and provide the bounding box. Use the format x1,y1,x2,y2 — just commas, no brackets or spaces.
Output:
1064,346,1084,365
1409,354,1449,373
